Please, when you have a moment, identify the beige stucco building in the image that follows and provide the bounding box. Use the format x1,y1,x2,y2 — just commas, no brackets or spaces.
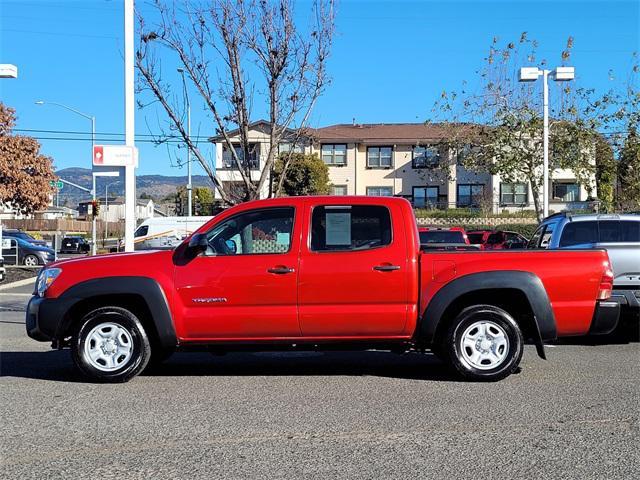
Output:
212,121,597,213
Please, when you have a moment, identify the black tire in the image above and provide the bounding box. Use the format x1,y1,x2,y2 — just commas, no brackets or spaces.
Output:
71,307,151,383
444,305,523,382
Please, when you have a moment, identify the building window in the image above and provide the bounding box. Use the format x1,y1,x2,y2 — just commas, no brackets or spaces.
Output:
321,144,347,166
222,144,259,169
330,185,348,195
278,143,304,154
500,183,528,205
366,186,393,196
457,184,485,207
412,186,439,208
412,146,440,168
367,146,392,168
552,182,580,202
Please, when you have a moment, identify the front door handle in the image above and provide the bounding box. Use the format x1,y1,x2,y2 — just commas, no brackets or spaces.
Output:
267,266,295,274
373,264,401,272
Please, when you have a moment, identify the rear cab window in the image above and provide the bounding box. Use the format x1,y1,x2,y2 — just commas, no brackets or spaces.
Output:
419,231,465,244
310,205,392,251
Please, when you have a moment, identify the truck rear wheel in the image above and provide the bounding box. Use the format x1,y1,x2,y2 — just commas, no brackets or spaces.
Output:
71,307,151,383
444,305,523,381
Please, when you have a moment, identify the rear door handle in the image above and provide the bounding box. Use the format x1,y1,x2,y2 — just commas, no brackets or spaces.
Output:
267,266,295,274
373,265,401,272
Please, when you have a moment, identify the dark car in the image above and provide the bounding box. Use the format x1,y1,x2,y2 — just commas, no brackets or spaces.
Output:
59,237,90,254
2,236,56,266
2,229,48,247
467,229,529,250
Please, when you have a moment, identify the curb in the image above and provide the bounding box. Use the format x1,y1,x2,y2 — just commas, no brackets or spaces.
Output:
0,276,37,292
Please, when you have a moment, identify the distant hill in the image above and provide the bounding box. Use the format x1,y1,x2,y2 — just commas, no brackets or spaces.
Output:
55,167,213,207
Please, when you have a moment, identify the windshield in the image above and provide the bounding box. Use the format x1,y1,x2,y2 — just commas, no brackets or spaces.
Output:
420,230,465,244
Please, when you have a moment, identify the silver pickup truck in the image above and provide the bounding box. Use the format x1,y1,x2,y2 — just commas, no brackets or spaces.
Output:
528,213,640,313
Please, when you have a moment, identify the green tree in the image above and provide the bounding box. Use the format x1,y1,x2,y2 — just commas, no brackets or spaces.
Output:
617,129,640,210
594,136,616,212
272,153,330,196
175,185,216,215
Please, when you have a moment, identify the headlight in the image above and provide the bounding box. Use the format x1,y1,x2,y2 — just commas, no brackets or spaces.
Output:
36,268,62,297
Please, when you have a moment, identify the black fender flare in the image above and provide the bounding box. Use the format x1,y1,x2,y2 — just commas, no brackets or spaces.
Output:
54,276,177,348
419,271,557,359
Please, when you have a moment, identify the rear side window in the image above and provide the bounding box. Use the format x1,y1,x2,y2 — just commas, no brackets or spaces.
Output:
311,205,391,251
559,221,598,247
528,223,556,249
620,221,640,242
486,232,504,244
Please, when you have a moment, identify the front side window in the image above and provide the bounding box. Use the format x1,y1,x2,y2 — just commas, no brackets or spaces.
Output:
413,186,439,208
222,144,259,169
559,221,598,247
366,186,393,196
552,182,580,202
367,147,392,168
457,184,485,207
412,146,440,168
310,205,392,252
330,185,348,195
321,144,347,166
135,225,149,237
500,183,528,205
206,208,294,255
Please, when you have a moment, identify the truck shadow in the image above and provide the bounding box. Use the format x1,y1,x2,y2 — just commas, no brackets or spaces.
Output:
0,350,466,383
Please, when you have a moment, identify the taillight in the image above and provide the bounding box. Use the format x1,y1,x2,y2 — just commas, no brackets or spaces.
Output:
597,262,614,300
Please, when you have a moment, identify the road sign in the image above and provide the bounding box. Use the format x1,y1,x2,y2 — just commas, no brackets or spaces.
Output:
93,145,138,167
50,180,63,190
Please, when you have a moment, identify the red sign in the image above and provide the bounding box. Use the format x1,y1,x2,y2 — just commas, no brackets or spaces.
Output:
93,145,104,165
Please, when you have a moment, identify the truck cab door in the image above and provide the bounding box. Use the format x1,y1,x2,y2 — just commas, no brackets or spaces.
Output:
298,203,409,337
174,206,301,340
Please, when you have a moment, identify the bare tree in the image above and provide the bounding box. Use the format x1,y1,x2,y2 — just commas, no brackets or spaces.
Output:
136,0,334,204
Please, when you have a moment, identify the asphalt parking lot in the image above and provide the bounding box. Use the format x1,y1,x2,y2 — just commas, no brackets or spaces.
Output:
1,282,638,479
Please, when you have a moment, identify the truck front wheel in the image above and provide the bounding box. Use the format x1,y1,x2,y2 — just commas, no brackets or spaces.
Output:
71,307,151,383
444,305,523,381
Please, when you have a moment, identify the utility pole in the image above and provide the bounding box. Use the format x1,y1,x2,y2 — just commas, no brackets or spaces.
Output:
124,0,136,251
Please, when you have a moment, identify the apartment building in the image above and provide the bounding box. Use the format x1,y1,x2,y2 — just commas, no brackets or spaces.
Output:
212,121,596,213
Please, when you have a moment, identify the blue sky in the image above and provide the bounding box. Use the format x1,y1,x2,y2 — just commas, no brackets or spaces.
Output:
1,0,638,178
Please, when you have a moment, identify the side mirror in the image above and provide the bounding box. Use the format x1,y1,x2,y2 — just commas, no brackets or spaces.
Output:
225,239,237,254
187,233,208,256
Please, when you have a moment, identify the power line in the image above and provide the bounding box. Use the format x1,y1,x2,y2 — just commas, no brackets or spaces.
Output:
14,128,215,141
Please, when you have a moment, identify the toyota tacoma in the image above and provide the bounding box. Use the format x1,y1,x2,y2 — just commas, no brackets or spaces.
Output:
27,196,619,382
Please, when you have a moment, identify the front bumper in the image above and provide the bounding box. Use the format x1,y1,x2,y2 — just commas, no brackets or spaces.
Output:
589,300,622,335
26,295,75,342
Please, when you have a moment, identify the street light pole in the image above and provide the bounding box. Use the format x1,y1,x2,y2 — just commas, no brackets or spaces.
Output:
177,68,192,217
35,100,97,254
518,66,575,219
542,69,550,219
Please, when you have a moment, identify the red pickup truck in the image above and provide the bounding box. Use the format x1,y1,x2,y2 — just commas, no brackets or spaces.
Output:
27,196,620,383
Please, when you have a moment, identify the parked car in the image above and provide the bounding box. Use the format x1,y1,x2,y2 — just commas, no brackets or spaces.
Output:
59,237,90,254
2,236,56,266
0,257,5,282
418,227,478,251
467,229,529,250
529,213,640,311
119,216,215,251
27,196,618,383
2,229,48,247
